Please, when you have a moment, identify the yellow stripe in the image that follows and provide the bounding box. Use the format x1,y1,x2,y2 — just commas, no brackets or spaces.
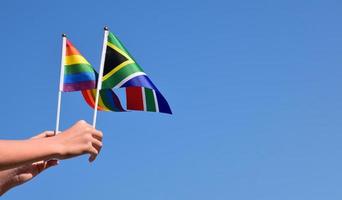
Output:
107,42,132,60
98,96,110,111
65,55,90,66
102,60,134,81
91,90,110,111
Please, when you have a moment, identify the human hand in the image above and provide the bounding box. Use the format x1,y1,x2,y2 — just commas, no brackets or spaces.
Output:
12,160,58,186
0,160,58,196
0,132,59,196
53,120,103,162
13,132,59,184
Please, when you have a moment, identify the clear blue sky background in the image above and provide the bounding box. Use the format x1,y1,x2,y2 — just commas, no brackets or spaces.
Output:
1,0,342,199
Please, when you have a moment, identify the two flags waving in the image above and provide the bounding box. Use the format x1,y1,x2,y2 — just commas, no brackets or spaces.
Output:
56,27,171,132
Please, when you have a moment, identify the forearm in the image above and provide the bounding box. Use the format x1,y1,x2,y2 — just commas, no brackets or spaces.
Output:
0,138,60,171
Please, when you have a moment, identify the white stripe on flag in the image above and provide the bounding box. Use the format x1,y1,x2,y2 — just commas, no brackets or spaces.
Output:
152,89,159,112
114,72,146,89
141,87,147,111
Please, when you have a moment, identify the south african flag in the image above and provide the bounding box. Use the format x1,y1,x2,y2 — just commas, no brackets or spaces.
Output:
100,32,172,114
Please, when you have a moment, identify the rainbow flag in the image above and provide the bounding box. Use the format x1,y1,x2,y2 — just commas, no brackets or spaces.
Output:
62,39,96,92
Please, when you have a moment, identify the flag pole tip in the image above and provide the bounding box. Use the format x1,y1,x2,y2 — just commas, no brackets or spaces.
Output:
62,33,67,37
104,26,109,31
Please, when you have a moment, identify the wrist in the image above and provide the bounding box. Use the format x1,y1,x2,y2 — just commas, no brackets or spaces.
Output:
38,136,62,160
45,135,65,160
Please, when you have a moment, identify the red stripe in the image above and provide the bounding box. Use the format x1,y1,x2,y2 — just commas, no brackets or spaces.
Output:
126,87,144,111
81,90,105,111
82,90,96,109
66,39,81,56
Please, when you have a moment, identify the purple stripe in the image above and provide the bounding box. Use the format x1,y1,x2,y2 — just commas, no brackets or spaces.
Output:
121,75,159,92
63,81,96,92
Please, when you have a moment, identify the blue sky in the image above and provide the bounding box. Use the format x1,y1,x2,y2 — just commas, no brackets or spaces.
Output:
1,0,342,199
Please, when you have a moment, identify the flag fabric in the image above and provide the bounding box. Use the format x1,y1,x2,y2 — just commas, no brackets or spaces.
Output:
81,89,125,112
78,60,125,112
126,87,172,114
63,38,124,111
97,31,172,114
63,39,96,92
102,32,160,90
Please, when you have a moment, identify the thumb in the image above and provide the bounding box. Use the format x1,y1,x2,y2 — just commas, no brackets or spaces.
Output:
44,160,59,169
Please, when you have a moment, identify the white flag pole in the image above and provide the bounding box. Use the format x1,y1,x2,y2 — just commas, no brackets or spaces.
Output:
55,34,67,135
92,26,109,128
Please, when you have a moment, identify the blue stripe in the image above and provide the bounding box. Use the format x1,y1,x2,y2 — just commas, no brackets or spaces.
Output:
121,75,159,92
155,91,172,114
64,72,96,84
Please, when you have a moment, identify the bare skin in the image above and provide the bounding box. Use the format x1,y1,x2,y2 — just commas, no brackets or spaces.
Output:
0,120,103,196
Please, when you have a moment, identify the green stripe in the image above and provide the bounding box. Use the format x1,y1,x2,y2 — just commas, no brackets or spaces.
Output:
102,63,143,89
145,88,156,112
107,32,127,53
107,32,137,62
64,63,94,74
